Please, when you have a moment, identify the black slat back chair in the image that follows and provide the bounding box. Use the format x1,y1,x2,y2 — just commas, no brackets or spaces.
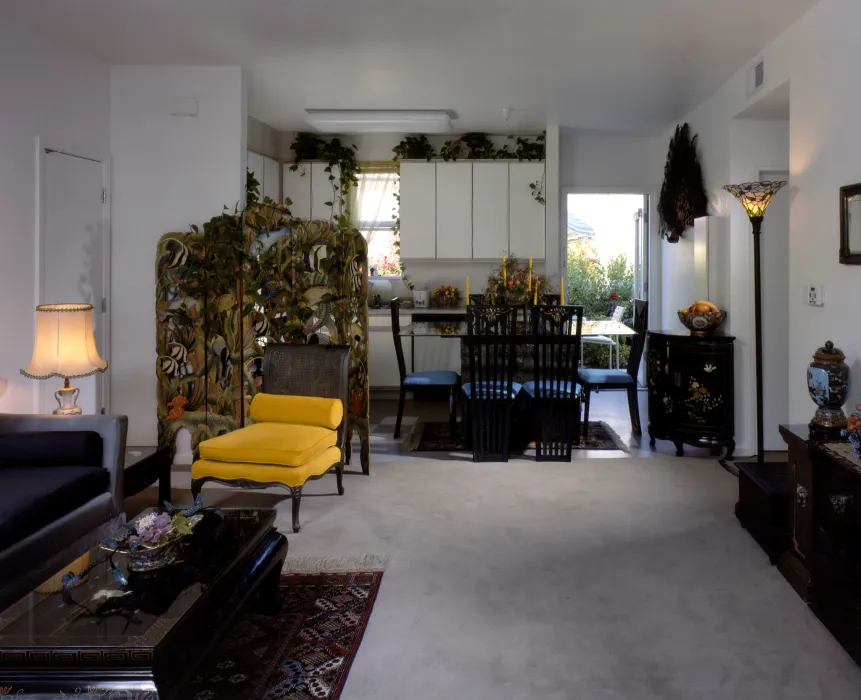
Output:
577,299,648,438
526,305,584,461
469,294,490,306
463,305,522,462
391,298,460,439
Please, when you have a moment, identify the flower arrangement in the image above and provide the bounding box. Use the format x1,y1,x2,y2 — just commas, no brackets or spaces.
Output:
485,255,548,305
432,285,461,308
842,405,861,461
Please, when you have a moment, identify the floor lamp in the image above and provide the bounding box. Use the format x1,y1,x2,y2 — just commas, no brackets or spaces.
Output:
723,180,787,464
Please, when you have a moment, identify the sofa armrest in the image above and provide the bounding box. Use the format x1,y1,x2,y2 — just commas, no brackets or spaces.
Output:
0,414,128,516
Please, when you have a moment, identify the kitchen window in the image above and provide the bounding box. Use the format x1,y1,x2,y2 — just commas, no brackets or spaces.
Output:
353,167,401,276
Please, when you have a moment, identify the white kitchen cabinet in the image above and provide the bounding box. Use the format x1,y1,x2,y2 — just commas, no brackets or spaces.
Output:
368,314,405,389
435,163,473,259
247,151,265,188
472,162,510,259
509,162,546,259
282,163,312,219
399,162,437,259
311,162,340,220
263,155,280,203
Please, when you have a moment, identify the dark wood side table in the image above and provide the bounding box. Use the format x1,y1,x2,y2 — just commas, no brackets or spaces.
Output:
646,330,736,458
124,445,172,506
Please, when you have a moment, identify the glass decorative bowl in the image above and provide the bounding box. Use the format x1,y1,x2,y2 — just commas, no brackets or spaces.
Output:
678,310,727,335
100,513,203,572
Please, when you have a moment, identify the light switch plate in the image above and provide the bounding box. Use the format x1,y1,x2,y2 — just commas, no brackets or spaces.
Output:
807,285,824,307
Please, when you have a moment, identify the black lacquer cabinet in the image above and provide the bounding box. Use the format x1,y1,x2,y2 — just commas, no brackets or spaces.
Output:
647,330,736,458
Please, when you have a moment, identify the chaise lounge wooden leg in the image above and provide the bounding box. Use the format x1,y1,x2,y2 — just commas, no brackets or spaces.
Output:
336,464,345,496
290,485,303,533
191,478,203,499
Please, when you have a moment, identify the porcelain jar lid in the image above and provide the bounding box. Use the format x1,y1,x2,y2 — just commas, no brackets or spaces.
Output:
812,340,845,363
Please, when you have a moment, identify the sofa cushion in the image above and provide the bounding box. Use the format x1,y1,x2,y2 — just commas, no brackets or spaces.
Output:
0,466,110,551
0,431,102,469
249,394,344,429
199,422,339,468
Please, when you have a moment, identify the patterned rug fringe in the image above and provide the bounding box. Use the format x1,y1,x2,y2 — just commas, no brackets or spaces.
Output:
282,554,390,573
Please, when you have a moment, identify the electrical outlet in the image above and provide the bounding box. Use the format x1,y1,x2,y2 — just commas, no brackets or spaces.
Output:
807,285,824,307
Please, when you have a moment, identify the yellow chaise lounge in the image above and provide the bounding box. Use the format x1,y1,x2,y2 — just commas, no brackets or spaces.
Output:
191,344,351,533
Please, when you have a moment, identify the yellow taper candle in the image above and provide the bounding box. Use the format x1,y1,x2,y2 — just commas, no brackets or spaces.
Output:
560,279,565,306
528,256,533,290
465,276,470,305
502,256,507,286
533,282,538,306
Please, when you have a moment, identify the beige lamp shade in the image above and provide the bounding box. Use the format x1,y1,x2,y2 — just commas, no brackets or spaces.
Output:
21,303,107,380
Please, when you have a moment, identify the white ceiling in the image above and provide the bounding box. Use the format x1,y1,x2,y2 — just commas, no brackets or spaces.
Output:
6,0,818,133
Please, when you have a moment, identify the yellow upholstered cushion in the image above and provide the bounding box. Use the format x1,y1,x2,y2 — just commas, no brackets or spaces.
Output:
199,422,338,467
249,393,343,429
192,446,341,488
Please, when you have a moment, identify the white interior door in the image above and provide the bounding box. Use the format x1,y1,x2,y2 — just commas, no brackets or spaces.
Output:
41,150,106,414
760,169,790,451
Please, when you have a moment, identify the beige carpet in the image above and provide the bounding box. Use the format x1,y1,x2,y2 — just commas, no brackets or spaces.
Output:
159,438,861,700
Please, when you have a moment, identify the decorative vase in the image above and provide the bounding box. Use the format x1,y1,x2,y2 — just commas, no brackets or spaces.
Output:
807,340,850,440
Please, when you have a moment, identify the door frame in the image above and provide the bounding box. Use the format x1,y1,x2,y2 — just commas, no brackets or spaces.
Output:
35,139,112,414
560,186,658,319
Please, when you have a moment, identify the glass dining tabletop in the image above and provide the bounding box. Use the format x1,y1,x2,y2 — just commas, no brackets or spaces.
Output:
399,319,636,338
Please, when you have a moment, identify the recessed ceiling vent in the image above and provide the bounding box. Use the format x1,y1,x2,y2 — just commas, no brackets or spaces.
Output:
747,60,765,95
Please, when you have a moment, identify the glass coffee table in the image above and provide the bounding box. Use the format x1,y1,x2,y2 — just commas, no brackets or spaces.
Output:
0,509,287,698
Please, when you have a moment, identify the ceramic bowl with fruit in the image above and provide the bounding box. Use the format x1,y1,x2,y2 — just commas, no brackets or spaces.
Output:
678,300,727,335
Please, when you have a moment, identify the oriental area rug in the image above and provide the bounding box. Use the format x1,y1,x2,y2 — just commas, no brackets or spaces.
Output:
181,570,383,700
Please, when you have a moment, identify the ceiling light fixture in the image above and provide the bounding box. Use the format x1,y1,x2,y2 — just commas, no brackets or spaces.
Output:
304,110,453,134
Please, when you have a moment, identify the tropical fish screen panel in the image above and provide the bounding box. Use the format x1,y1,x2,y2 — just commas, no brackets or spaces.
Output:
155,204,370,471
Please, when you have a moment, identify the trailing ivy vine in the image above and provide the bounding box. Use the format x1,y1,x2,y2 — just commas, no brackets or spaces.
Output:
288,133,361,222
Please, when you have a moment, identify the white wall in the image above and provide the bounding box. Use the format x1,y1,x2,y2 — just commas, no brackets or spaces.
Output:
560,129,664,331
0,19,109,414
110,66,246,445
247,116,280,160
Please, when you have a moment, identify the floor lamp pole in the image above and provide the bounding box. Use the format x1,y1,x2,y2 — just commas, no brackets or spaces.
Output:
751,217,765,464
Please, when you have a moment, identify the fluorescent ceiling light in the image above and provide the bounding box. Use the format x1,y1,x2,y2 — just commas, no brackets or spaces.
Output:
305,110,452,133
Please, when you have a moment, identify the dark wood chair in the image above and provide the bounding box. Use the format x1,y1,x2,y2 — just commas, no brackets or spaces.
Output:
462,305,522,462
577,299,648,437
391,298,460,439
523,305,584,461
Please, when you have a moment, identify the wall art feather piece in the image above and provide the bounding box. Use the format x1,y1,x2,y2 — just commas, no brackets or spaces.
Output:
658,123,709,243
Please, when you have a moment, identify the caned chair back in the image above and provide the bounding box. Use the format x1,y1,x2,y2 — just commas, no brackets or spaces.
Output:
626,299,649,379
262,344,351,450
390,297,407,381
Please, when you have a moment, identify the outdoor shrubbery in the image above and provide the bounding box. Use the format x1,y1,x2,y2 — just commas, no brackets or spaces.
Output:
566,247,635,368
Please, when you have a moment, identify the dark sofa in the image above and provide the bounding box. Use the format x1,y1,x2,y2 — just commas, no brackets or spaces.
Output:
0,414,128,611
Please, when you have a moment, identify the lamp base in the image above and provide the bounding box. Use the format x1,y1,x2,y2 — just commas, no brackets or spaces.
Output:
53,384,82,416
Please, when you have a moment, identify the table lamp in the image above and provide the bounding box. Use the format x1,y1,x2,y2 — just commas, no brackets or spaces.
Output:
21,303,108,415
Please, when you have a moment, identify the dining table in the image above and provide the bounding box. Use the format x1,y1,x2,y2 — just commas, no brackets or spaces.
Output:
398,319,637,373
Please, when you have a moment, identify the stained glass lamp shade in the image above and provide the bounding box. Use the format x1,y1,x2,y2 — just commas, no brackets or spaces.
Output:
21,303,107,415
723,181,787,222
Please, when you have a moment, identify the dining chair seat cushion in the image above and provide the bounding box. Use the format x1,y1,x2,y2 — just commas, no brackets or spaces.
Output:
249,393,343,429
582,335,616,346
199,422,338,468
521,380,579,398
577,368,635,387
461,381,523,399
192,446,342,489
403,370,460,387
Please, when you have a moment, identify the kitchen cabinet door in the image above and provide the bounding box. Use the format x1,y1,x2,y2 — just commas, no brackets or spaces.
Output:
509,162,546,258
436,162,473,259
472,162,509,259
311,162,340,220
282,163,311,219
263,156,280,203
247,151,265,190
399,162,437,259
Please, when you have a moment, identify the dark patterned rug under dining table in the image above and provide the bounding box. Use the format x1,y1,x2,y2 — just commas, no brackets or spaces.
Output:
181,571,383,700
